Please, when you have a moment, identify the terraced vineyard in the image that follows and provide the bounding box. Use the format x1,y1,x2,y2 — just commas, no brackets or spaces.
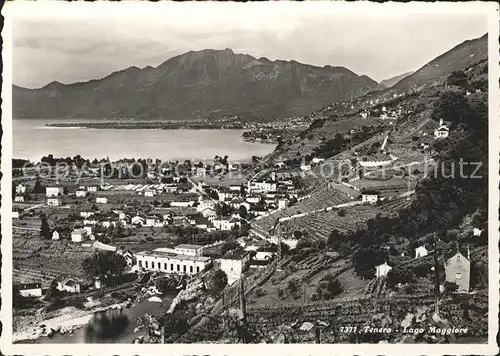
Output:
363,277,388,298
13,237,95,280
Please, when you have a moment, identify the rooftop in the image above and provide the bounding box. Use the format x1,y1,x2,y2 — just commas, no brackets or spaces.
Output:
135,249,210,262
176,244,204,250
221,249,249,260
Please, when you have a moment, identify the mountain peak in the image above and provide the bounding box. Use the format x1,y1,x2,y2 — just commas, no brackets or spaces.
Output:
42,81,65,90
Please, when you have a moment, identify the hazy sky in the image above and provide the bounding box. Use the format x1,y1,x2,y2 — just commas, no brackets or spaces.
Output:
11,3,488,88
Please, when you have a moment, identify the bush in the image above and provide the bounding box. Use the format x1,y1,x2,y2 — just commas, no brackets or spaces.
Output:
338,210,347,217
277,288,284,298
255,287,267,297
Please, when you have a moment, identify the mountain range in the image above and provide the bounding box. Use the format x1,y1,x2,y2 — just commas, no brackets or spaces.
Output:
13,33,487,121
379,72,414,88
13,49,379,121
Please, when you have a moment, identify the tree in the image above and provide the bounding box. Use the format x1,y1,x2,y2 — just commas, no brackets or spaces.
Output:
33,180,45,194
221,240,240,255
40,215,51,239
386,266,414,287
45,279,61,301
238,205,248,220
431,91,470,127
82,251,127,286
204,269,228,295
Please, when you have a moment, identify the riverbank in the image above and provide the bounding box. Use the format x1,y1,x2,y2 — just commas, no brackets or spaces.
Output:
13,301,129,343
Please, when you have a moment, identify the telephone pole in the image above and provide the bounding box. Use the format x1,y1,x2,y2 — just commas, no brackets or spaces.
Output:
433,232,440,314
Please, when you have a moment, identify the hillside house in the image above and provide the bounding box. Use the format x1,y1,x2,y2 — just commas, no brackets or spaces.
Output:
80,211,95,218
201,207,217,220
300,164,312,171
96,197,108,204
312,157,325,164
360,111,368,119
47,197,62,206
144,190,156,197
218,250,251,285
83,225,93,237
434,119,449,139
473,227,483,237
229,184,243,192
16,184,27,194
415,244,431,259
362,191,379,205
71,228,88,242
14,195,25,203
52,230,60,240
12,210,20,218
213,217,241,231
76,190,88,198
445,251,471,293
278,198,289,210
46,186,64,197
197,198,216,212
87,186,99,193
375,261,393,278
57,277,81,294
248,180,277,193
16,283,43,298
131,215,146,226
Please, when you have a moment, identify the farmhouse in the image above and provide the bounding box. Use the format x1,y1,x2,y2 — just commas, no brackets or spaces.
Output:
56,277,81,294
201,207,217,220
375,261,393,278
218,250,251,285
16,283,43,298
415,244,431,259
131,215,146,226
96,196,108,204
361,190,379,205
46,186,64,197
473,227,483,237
76,190,88,198
80,211,95,218
47,197,62,206
135,247,210,275
14,195,25,203
87,186,99,192
212,217,241,231
144,190,156,197
444,251,471,293
434,119,450,139
16,184,27,194
197,198,216,212
52,230,60,240
71,228,88,242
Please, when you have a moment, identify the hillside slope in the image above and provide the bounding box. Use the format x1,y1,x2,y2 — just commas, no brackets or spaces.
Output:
393,34,487,91
13,49,378,121
379,71,414,88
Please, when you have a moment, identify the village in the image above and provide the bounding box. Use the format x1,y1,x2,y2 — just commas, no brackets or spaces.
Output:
11,55,490,344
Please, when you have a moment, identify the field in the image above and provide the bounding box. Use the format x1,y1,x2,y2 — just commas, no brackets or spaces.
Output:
13,237,96,285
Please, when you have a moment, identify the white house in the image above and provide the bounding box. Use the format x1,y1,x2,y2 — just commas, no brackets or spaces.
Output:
473,227,483,237
415,244,430,259
375,262,393,278
131,216,146,226
57,277,81,294
144,190,156,197
135,247,210,275
278,199,289,210
80,211,95,218
83,225,93,237
96,197,108,204
52,230,60,240
46,186,64,197
300,164,312,172
16,184,27,194
170,201,195,208
76,190,88,198
87,185,99,192
197,198,216,212
213,217,241,231
47,197,62,206
12,211,19,219
14,196,25,203
201,207,217,220
362,192,379,205
17,283,43,298
218,250,251,285
71,228,88,242
360,112,368,119
312,157,325,164
434,119,449,139
174,244,204,257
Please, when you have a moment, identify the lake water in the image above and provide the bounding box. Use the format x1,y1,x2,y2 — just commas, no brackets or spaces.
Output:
13,119,276,163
